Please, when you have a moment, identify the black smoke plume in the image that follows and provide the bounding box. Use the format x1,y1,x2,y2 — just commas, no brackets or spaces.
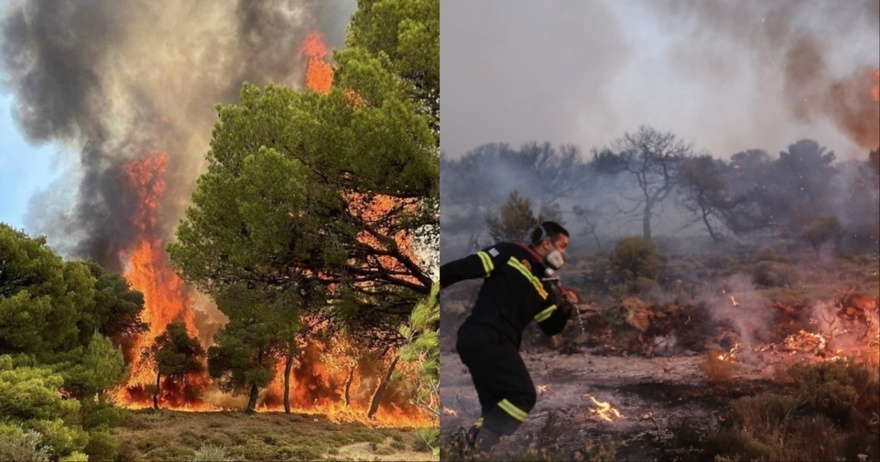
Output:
0,0,355,269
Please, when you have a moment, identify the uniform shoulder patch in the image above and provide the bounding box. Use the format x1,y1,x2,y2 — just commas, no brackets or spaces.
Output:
488,248,500,257
520,258,531,271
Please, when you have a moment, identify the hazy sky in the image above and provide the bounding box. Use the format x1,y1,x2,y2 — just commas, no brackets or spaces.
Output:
441,0,879,160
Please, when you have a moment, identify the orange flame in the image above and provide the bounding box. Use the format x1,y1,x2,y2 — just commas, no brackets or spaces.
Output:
584,394,623,422
258,335,434,427
114,153,201,405
344,192,422,286
300,30,333,94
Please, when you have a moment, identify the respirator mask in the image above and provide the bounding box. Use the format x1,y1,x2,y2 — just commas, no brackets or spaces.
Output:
534,225,565,270
545,248,565,270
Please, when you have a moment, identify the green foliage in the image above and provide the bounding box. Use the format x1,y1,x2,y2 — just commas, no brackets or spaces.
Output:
192,444,232,462
79,396,125,430
78,261,147,347
609,236,661,282
1,224,145,369
397,284,439,453
485,191,543,243
169,0,438,413
58,452,89,462
788,360,879,428
345,0,439,127
0,423,51,462
83,428,120,462
152,322,205,383
706,361,880,461
0,224,85,357
55,332,127,398
0,356,90,458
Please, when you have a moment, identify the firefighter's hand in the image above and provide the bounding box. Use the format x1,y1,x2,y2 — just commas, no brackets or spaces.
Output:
562,290,578,305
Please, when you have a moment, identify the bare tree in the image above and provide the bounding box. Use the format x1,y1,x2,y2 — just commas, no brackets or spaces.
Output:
610,126,693,240
677,155,728,242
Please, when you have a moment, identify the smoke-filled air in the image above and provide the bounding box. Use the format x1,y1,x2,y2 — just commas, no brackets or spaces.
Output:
440,1,878,460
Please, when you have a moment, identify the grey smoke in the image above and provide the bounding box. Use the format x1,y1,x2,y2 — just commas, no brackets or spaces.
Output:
0,0,356,269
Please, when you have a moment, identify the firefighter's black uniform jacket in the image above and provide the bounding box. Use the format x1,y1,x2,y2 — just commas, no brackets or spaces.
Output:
440,241,571,438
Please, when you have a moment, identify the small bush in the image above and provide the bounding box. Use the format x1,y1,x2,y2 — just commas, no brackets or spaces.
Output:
83,429,121,462
0,424,52,462
414,427,440,455
59,451,89,462
751,261,798,287
609,236,661,282
706,361,880,461
699,350,734,384
192,444,232,462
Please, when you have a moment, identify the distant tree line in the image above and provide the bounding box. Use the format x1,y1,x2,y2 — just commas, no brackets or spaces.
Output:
441,125,880,258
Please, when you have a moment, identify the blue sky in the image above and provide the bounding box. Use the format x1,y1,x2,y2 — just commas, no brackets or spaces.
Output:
0,94,66,230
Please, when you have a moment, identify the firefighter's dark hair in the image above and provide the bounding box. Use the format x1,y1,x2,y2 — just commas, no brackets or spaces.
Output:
530,221,569,245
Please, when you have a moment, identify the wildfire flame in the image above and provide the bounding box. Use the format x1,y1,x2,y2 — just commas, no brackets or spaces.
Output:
584,394,623,422
115,154,201,405
730,295,739,307
300,30,333,94
442,407,459,416
717,343,738,361
344,192,422,286
256,332,433,427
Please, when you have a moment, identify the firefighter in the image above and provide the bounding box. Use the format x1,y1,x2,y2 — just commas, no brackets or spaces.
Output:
441,221,578,457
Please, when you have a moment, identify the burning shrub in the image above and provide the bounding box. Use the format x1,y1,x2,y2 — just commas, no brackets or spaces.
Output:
699,350,734,384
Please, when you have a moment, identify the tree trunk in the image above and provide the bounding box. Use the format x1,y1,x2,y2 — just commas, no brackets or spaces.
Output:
246,382,259,414
344,364,356,408
702,208,720,243
153,372,161,410
283,348,294,414
642,201,653,240
367,355,399,420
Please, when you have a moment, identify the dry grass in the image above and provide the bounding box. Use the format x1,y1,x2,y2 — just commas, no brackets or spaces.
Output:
111,409,436,461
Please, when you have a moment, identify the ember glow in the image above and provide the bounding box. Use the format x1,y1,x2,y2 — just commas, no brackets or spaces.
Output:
300,30,333,94
872,70,879,103
584,394,623,423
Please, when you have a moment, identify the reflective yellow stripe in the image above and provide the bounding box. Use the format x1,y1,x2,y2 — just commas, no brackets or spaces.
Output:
474,417,484,428
534,305,557,322
498,399,528,422
507,258,548,299
476,251,494,275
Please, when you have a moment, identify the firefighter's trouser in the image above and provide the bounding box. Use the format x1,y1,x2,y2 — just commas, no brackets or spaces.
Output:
456,321,536,452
